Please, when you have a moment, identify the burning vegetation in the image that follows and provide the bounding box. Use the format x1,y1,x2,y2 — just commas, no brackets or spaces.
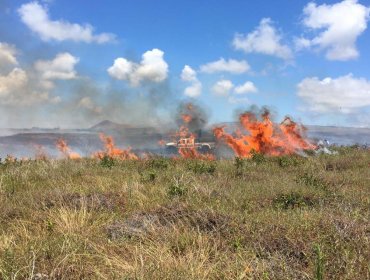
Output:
94,133,138,160
214,108,316,158
56,139,81,159
1,104,319,162
170,103,215,160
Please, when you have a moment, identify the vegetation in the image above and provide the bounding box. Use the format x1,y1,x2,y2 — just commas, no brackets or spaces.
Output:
0,148,369,279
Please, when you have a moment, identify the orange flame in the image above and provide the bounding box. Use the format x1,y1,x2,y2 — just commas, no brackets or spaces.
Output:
94,133,138,160
171,104,214,160
177,135,214,160
181,114,192,124
214,110,315,158
56,139,81,159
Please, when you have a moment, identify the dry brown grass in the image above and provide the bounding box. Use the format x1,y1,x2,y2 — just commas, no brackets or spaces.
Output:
0,148,369,279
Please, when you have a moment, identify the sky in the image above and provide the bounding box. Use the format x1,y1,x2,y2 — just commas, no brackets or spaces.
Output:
0,0,370,128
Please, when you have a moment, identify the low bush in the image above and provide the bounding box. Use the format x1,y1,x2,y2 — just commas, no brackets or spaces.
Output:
273,192,315,209
187,161,216,174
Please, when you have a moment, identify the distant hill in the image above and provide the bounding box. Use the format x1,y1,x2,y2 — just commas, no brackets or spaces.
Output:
90,120,132,131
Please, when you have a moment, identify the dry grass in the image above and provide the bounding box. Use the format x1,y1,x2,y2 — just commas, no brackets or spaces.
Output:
0,148,369,279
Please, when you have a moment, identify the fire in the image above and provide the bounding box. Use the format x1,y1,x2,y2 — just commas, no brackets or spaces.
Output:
181,114,192,124
214,109,315,158
56,139,81,159
172,103,214,160
177,135,214,160
94,133,138,160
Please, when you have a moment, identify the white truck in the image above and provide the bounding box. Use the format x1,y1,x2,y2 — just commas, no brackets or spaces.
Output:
165,137,215,154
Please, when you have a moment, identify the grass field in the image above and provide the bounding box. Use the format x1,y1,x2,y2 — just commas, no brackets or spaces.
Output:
0,148,369,279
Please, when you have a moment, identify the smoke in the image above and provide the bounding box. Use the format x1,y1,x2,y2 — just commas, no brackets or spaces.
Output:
36,74,177,129
233,105,278,125
176,101,209,134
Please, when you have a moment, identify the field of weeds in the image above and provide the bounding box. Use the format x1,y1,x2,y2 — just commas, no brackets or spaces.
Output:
0,148,369,279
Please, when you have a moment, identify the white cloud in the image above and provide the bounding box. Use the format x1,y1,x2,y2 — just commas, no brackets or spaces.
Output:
212,79,234,96
0,67,60,106
107,58,133,81
108,48,168,86
18,1,115,43
300,0,370,60
0,68,28,98
211,79,258,99
184,82,202,98
0,43,18,66
181,65,202,97
233,18,293,60
181,65,197,82
34,52,79,80
0,50,79,106
234,81,257,94
200,58,250,74
297,74,370,113
294,37,312,51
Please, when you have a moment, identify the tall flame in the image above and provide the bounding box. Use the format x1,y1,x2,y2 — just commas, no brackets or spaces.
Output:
214,110,315,157
94,133,138,160
172,103,214,160
56,139,81,159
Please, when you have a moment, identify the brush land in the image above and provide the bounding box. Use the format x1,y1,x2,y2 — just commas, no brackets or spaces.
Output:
0,148,369,279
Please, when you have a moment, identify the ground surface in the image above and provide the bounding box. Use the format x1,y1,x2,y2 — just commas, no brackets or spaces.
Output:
0,148,369,279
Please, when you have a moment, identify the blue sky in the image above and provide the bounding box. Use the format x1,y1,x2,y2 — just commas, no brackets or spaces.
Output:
0,0,370,128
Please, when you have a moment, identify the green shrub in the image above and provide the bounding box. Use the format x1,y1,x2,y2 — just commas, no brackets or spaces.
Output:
278,155,301,167
100,155,115,168
140,170,157,183
187,161,216,174
234,157,245,176
250,151,266,164
297,172,327,191
168,181,187,197
147,157,169,169
273,192,314,209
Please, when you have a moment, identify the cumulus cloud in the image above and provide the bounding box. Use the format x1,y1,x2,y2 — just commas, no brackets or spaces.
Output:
184,82,202,98
0,67,60,106
0,68,28,98
0,42,18,66
299,0,370,60
0,49,79,106
181,65,202,97
108,48,168,86
200,58,250,74
211,79,258,99
297,74,370,113
181,65,197,82
18,1,115,43
34,52,79,80
234,81,257,94
212,79,234,96
233,18,293,60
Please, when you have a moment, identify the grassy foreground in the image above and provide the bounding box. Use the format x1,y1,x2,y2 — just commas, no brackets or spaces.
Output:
0,148,369,279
